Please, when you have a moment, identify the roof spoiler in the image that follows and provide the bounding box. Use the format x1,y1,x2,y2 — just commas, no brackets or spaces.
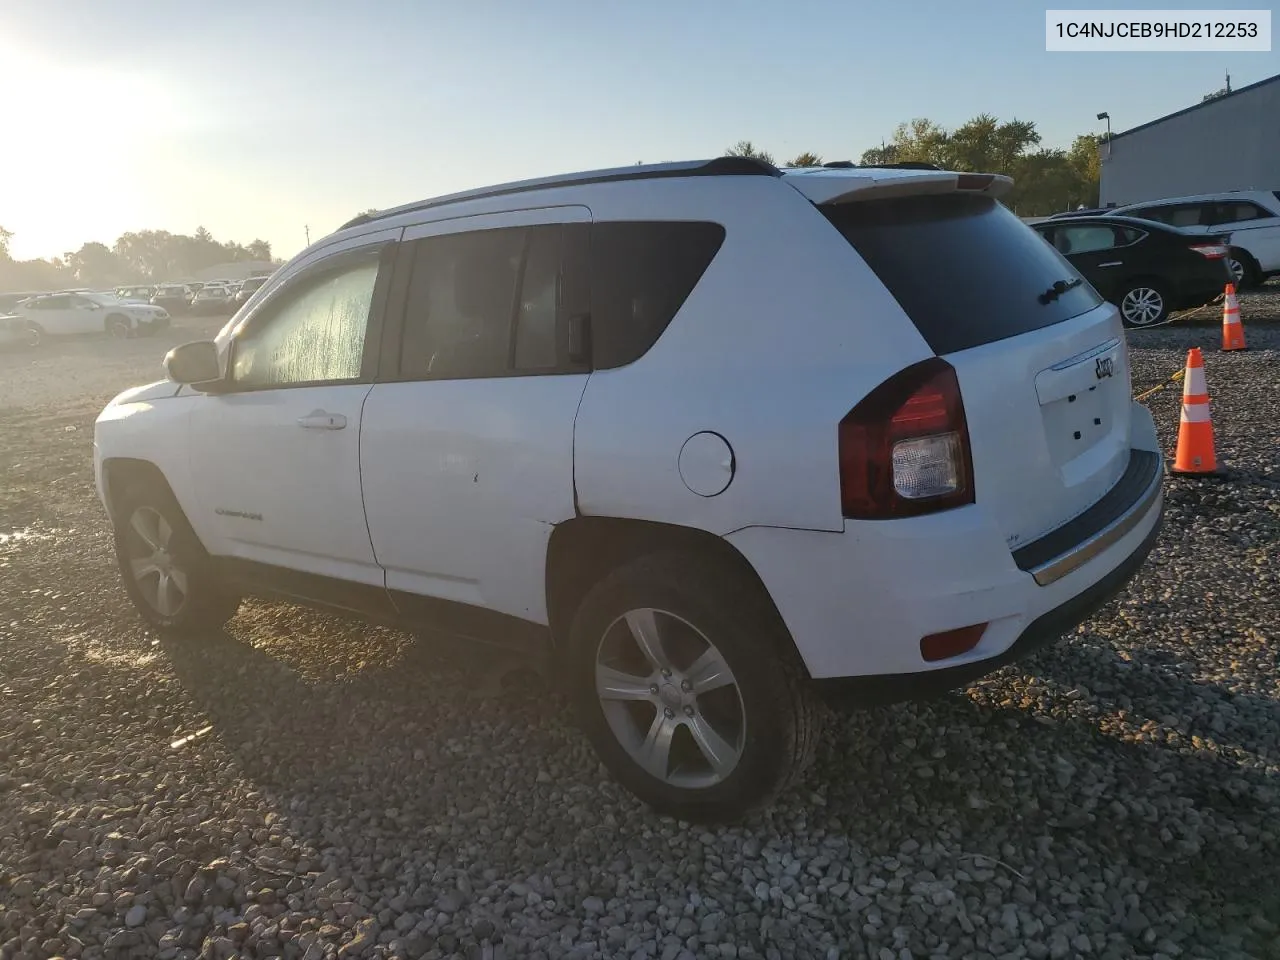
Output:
787,170,1014,206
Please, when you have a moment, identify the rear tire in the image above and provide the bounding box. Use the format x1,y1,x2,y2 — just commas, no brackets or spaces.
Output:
566,551,823,824
1117,279,1169,328
112,478,241,634
1227,250,1260,289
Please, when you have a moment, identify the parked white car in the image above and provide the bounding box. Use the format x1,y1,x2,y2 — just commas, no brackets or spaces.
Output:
1107,190,1280,288
15,291,170,338
1,313,41,348
93,157,1165,822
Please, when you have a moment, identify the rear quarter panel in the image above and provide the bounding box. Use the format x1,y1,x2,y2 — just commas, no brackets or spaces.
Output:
571,177,934,535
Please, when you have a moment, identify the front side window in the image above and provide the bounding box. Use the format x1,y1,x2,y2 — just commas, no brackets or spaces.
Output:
230,252,380,388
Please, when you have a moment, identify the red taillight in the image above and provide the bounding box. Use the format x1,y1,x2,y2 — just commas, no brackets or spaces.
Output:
920,623,987,662
838,357,975,519
1190,243,1227,259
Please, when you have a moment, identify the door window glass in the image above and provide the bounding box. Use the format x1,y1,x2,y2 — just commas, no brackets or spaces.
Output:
1057,225,1118,255
231,252,380,387
400,227,524,380
514,226,562,370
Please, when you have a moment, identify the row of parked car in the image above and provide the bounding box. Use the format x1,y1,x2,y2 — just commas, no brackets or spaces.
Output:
115,276,269,315
1024,188,1280,327
0,276,269,349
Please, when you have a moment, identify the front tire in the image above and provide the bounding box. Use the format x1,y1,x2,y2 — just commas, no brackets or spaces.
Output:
105,314,132,339
113,480,241,634
566,551,822,824
1117,279,1169,328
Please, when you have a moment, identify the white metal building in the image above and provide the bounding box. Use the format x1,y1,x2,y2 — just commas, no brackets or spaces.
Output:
1099,73,1280,207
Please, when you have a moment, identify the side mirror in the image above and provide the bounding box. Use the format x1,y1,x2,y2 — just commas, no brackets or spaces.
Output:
164,340,224,389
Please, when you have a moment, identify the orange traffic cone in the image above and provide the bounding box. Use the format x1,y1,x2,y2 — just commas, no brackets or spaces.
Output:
1171,348,1221,475
1221,283,1247,351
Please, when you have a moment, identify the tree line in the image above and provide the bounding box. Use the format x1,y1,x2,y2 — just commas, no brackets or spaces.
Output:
0,225,278,293
725,113,1102,215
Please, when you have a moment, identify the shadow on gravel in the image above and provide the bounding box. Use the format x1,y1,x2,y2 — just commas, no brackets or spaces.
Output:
158,609,1279,955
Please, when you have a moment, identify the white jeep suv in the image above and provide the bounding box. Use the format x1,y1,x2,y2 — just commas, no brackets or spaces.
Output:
94,157,1165,822
1108,189,1280,289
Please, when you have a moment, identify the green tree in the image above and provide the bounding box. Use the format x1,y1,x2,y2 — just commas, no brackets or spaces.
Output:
788,151,824,167
247,239,272,261
65,242,124,287
859,114,1102,216
724,140,775,165
859,118,950,167
0,225,11,261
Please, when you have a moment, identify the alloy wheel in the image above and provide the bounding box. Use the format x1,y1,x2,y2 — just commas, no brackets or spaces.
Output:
595,607,746,789
1228,257,1246,286
1120,286,1164,327
124,507,188,617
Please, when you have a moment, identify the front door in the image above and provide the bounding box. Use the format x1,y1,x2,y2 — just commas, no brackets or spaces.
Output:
186,233,400,603
359,207,592,632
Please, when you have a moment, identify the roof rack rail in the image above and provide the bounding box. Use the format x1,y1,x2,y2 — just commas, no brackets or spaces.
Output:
334,156,782,235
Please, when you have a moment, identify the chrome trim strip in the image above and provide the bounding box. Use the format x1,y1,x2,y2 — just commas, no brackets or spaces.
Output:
1028,458,1164,586
1049,337,1122,371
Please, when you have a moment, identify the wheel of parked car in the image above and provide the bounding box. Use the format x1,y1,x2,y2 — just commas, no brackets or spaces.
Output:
566,551,823,823
105,314,132,339
112,479,242,634
23,325,41,348
1117,279,1169,328
1226,249,1259,289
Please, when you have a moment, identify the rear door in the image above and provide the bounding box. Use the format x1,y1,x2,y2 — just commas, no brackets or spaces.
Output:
819,190,1135,552
1207,199,1280,272
26,295,76,334
1037,223,1131,299
359,206,592,629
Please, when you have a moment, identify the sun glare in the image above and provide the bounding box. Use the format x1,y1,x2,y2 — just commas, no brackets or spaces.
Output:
0,38,186,260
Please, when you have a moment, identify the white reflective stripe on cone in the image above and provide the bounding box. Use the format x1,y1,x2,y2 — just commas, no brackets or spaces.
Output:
1184,367,1208,396
1181,402,1212,423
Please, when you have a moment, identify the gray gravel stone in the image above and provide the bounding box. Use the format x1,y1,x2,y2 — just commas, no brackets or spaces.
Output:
3,298,1280,960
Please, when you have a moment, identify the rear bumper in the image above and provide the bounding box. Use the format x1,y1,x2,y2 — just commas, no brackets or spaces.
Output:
726,400,1163,693
811,496,1162,706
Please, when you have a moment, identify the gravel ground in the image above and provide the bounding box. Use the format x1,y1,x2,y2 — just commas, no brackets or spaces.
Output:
1,291,1278,960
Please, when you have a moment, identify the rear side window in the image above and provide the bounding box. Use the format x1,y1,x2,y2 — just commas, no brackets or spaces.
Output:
823,194,1103,356
1213,201,1268,223
589,221,726,369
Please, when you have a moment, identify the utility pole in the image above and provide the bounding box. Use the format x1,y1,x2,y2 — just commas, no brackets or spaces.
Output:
305,225,310,246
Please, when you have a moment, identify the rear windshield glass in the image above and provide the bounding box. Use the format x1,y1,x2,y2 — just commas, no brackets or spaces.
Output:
823,193,1103,355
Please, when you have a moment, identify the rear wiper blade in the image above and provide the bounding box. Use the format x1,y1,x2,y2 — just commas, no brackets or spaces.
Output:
1038,277,1082,305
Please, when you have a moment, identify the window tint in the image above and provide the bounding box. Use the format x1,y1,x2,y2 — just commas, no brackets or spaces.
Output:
514,227,562,370
399,227,525,380
589,221,726,370
824,194,1103,356
1150,204,1205,227
39,296,70,309
1213,201,1267,223
231,252,380,388
1117,226,1145,245
1056,225,1118,254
